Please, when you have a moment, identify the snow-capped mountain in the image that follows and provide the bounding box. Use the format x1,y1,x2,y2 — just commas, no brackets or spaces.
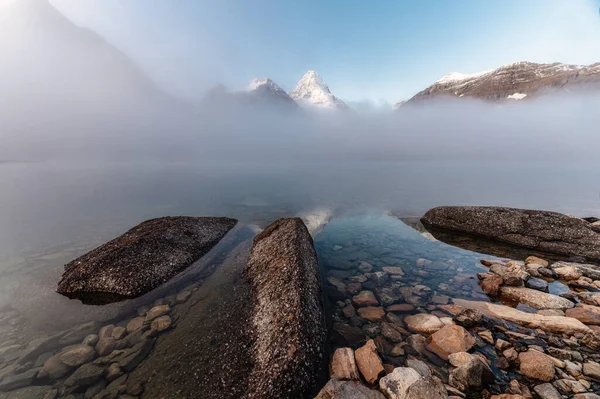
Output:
245,78,298,108
290,70,349,110
398,61,600,106
202,78,298,110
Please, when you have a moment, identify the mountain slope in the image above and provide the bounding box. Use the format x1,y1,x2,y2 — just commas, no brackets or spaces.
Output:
399,61,600,106
244,78,298,109
290,71,348,110
0,0,174,116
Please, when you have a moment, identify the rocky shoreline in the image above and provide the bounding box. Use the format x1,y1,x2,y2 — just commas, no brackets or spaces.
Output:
317,220,600,399
2,210,600,398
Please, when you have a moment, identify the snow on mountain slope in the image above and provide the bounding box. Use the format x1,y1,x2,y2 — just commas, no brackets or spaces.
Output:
245,78,298,108
202,78,298,110
290,71,349,110
400,61,600,106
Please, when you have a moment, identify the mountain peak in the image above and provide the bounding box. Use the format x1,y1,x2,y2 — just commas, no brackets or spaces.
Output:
247,78,285,94
290,70,348,110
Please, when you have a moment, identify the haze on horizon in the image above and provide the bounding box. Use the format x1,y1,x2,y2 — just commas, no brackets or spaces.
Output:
0,0,600,164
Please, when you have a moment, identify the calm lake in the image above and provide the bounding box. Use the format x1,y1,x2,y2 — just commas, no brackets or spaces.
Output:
0,160,599,395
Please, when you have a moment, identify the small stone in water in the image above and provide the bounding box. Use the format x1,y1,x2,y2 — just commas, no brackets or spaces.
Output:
112,326,127,340
82,334,99,346
145,305,170,322
151,315,172,332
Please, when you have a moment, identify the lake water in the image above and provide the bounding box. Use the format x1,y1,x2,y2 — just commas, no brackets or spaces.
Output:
0,160,599,396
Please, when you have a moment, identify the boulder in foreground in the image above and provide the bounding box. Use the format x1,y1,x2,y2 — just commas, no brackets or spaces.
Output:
245,218,327,399
421,206,600,261
57,216,237,304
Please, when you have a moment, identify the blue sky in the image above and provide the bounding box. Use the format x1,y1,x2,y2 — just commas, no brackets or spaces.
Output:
50,0,600,105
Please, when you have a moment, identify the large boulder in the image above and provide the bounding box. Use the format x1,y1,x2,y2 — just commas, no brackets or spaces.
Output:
57,216,237,304
421,206,600,261
245,218,327,399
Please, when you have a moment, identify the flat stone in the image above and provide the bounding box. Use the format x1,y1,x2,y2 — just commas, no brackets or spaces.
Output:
453,309,483,328
0,368,40,392
404,313,444,334
150,315,172,332
358,307,385,322
64,363,104,387
126,317,145,333
500,286,574,310
526,256,549,267
38,353,73,380
380,322,403,343
519,350,555,382
111,327,127,340
59,344,97,367
353,291,379,307
553,265,583,281
57,217,237,304
315,379,386,399
0,386,54,399
425,324,475,360
480,274,503,296
566,307,600,325
452,299,589,334
145,305,170,322
95,337,117,357
533,383,561,399
330,348,360,380
386,304,415,313
406,359,431,377
355,340,384,384
382,267,404,276
526,277,548,292
583,361,600,380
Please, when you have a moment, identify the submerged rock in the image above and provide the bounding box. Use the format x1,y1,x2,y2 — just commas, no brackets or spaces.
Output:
245,218,326,399
56,216,237,304
421,206,600,261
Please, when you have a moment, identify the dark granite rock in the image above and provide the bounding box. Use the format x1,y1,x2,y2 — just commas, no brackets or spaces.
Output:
57,216,237,304
422,206,600,261
245,218,327,399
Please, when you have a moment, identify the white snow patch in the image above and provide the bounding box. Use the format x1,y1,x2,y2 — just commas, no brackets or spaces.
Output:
436,69,493,84
507,93,527,100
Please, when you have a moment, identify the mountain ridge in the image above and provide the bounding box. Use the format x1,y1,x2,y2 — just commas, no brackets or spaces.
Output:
396,61,600,107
